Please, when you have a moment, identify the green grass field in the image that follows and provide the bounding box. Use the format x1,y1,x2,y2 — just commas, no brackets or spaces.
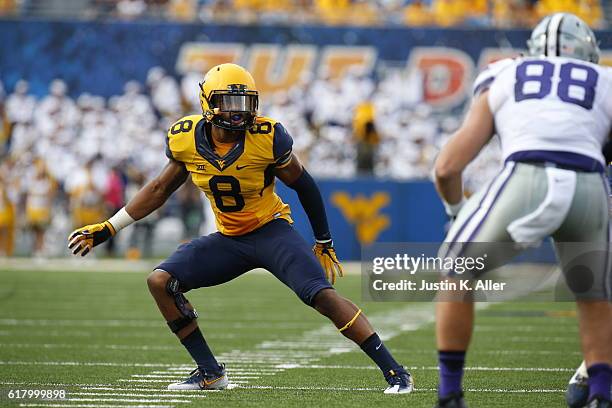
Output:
0,263,580,407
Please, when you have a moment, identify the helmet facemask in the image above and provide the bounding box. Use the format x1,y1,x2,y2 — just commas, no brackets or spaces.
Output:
202,85,258,131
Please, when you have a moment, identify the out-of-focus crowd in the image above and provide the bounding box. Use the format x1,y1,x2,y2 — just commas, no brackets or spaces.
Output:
0,0,606,28
0,66,501,257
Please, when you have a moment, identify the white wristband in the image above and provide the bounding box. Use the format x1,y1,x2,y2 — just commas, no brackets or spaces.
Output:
108,207,136,233
443,197,466,217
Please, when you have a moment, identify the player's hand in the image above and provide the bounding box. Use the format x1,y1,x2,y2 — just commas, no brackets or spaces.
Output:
313,240,344,285
68,221,115,256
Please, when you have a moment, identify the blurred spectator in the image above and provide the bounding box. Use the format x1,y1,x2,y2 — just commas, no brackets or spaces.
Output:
116,0,147,20
432,0,469,27
125,167,156,259
177,178,206,240
403,0,433,26
6,80,36,125
0,0,16,15
577,0,604,28
66,159,108,230
11,0,606,27
104,166,126,256
0,159,17,257
352,101,379,175
181,68,205,113
24,160,56,256
37,80,79,138
0,82,9,157
168,0,197,21
147,66,182,119
315,0,350,25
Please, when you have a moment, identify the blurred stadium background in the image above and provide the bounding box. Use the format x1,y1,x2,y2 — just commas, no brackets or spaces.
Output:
0,0,610,261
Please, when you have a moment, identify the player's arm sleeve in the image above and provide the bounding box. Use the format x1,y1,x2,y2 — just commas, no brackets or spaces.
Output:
273,123,293,168
287,169,332,242
274,122,331,241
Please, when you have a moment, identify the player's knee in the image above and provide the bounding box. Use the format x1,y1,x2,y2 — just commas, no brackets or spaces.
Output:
147,269,171,294
312,288,338,317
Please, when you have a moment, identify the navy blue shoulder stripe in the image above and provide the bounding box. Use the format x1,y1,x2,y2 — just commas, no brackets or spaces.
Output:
165,135,174,160
474,76,495,96
273,122,294,161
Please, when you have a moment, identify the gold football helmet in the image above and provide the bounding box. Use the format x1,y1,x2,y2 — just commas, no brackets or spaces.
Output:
199,63,258,131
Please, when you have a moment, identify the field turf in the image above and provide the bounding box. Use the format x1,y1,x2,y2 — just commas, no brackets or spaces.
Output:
0,263,580,407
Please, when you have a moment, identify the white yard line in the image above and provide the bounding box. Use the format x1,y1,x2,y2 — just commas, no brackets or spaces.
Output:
81,387,207,393
272,364,574,372
0,318,317,330
69,392,204,399
0,343,177,351
70,384,566,394
0,356,576,375
59,398,190,403
144,303,441,388
233,384,565,393
19,405,173,408
390,349,581,356
1,381,113,387
0,330,241,339
0,361,182,368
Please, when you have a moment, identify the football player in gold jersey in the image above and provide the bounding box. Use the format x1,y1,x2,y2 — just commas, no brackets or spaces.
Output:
68,63,413,393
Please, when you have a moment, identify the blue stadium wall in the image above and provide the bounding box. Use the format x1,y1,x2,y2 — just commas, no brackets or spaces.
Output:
1,20,609,260
1,19,611,98
276,179,447,260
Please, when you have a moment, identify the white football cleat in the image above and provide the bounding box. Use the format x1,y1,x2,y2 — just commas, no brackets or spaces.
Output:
566,361,589,408
383,367,414,394
167,365,228,390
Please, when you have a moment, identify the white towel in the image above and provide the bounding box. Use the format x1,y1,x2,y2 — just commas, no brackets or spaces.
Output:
507,166,576,246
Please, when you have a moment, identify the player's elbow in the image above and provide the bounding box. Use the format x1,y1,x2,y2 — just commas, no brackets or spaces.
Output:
434,155,461,182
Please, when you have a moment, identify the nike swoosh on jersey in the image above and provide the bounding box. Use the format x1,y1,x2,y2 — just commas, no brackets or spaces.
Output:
236,165,248,170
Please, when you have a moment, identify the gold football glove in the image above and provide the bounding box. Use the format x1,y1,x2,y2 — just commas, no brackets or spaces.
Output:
68,221,115,256
313,240,344,285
